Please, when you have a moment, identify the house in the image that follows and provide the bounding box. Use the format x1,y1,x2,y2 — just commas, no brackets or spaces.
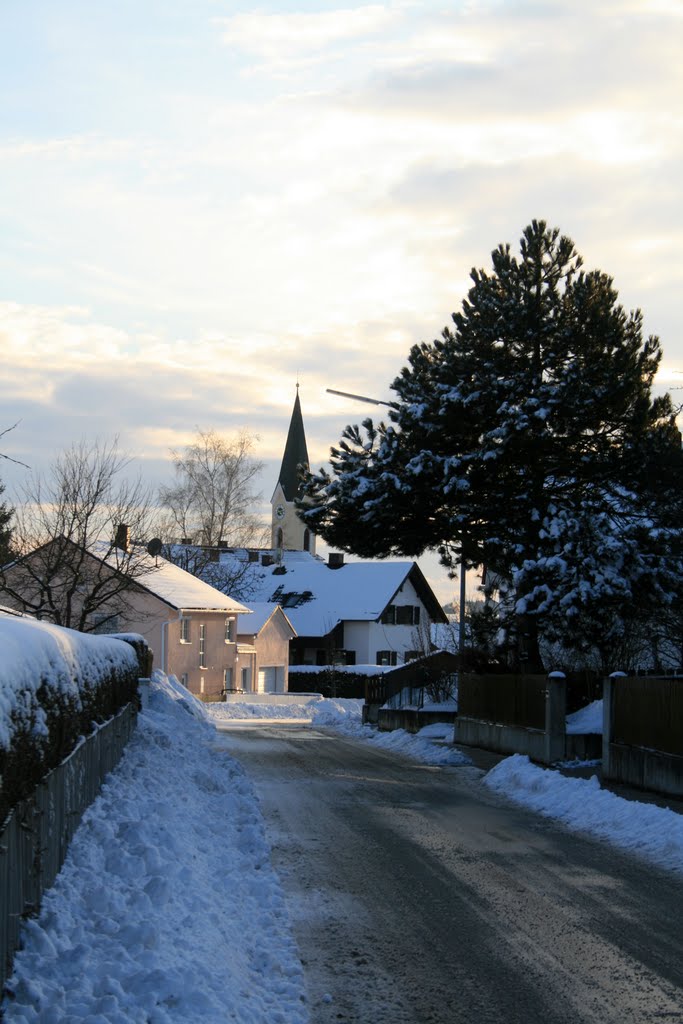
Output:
235,602,296,693
0,533,250,702
211,547,447,667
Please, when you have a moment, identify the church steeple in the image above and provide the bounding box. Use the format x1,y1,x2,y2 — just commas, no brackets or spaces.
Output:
271,387,316,554
277,385,309,501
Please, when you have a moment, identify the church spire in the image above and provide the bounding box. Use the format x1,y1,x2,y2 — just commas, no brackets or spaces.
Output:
277,385,310,501
271,387,315,555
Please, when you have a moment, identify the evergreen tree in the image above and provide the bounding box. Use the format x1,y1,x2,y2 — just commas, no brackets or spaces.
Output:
300,221,683,671
0,478,13,565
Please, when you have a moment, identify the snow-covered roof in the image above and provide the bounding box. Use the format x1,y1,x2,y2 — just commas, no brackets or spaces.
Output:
216,550,444,637
89,543,251,615
236,602,296,637
135,554,251,614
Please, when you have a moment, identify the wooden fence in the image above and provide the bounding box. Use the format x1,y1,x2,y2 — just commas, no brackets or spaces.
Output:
458,674,547,730
603,674,683,796
611,676,683,755
0,702,137,995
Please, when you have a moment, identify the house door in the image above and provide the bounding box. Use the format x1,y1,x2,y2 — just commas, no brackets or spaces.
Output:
257,667,277,693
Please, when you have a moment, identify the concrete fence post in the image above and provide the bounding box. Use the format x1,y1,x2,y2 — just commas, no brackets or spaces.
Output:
602,672,625,781
545,672,567,764
138,677,152,711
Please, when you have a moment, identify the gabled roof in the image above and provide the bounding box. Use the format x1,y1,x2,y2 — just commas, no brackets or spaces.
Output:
134,554,251,614
214,549,446,637
275,389,310,502
87,541,251,614
236,602,296,637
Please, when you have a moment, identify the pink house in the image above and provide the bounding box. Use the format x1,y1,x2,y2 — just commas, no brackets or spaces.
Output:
235,603,296,693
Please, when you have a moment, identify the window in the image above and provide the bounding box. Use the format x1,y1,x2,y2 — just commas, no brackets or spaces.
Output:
180,618,191,643
180,673,189,688
376,650,397,666
91,612,120,634
199,624,207,668
223,667,233,691
384,605,421,626
225,618,235,643
303,528,311,552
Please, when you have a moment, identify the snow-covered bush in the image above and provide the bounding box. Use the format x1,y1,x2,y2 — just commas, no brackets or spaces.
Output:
0,612,141,824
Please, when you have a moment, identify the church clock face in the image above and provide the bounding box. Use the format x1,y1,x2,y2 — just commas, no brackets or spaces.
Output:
275,504,286,520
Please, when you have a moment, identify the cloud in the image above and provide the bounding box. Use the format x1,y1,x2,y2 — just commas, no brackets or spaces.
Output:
216,5,397,72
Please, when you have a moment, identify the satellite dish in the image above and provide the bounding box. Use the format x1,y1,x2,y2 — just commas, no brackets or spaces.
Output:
147,538,163,558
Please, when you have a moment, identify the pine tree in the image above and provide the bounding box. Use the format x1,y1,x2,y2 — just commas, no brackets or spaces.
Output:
300,221,683,671
0,478,14,565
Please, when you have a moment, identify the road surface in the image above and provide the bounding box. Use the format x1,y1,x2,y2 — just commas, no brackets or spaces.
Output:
215,723,683,1024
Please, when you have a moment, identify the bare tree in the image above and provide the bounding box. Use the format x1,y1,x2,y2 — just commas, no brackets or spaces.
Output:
158,429,266,548
0,438,158,632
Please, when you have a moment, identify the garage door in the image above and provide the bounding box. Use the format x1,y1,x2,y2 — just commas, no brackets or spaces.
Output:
257,666,277,693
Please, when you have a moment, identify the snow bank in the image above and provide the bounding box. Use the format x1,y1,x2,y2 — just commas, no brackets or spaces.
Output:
0,610,138,750
566,699,603,735
206,701,317,721
310,699,470,766
484,754,683,875
2,672,307,1024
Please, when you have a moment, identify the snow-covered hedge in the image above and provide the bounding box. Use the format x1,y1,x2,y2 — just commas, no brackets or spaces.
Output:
288,666,380,698
0,612,141,824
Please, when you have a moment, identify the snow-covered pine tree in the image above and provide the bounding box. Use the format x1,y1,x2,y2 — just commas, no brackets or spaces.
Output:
300,221,683,671
0,479,13,565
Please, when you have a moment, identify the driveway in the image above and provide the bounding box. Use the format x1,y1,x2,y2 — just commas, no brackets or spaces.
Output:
215,723,683,1024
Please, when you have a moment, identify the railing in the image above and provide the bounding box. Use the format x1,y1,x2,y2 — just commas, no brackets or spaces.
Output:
0,703,137,994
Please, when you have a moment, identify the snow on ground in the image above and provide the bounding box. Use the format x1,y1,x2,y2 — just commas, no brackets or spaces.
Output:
566,699,603,734
484,754,683,875
210,696,469,766
6,680,681,1022
206,701,316,721
2,672,308,1024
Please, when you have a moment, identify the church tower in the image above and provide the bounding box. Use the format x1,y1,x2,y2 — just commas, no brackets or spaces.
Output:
271,387,316,555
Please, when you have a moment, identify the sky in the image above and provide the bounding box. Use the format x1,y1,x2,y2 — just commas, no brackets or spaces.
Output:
1,0,682,603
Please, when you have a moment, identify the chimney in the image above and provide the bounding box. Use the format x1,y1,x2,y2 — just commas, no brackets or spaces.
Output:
180,537,192,546
114,524,130,551
328,552,345,569
261,554,274,567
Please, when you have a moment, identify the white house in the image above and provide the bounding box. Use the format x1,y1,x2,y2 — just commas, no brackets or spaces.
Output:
214,548,447,667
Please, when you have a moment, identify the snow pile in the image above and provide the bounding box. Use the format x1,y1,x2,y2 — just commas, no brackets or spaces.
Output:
311,699,470,766
484,754,683,875
2,672,307,1024
566,699,603,734
206,701,317,721
0,610,137,749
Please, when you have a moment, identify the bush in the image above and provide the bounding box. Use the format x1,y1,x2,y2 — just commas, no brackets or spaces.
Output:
0,622,146,826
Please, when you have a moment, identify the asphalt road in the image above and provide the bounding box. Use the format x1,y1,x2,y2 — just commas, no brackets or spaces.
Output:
215,724,683,1024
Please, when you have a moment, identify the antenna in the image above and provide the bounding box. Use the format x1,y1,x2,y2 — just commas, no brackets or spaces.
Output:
326,388,392,407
